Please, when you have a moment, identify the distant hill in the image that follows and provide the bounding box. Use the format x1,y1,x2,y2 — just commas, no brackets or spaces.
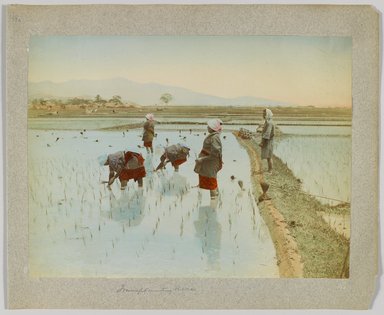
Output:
28,78,292,107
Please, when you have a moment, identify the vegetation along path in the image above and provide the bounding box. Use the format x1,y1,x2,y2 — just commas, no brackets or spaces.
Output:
235,132,350,278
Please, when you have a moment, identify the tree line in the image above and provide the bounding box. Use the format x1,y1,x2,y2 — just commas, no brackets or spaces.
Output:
29,93,173,109
29,94,124,109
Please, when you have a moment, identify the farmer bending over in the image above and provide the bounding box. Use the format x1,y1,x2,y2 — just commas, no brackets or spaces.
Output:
104,150,146,190
155,143,191,172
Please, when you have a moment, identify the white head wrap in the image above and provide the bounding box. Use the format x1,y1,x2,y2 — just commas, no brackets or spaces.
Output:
145,113,155,121
178,143,190,150
207,118,223,132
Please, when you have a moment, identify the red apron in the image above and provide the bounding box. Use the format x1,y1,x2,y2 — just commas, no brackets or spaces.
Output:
143,141,152,148
172,158,187,167
199,175,218,190
119,152,146,181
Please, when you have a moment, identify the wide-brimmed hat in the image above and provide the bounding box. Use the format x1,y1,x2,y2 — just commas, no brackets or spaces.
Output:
207,118,223,132
145,113,155,121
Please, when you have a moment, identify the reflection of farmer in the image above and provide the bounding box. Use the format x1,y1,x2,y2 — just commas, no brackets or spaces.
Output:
155,143,190,172
109,190,145,226
104,151,146,190
259,109,275,173
194,205,222,270
142,113,155,153
158,172,188,197
194,119,223,200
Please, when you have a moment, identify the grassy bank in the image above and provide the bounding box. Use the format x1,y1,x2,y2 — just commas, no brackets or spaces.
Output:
237,135,350,278
256,141,350,278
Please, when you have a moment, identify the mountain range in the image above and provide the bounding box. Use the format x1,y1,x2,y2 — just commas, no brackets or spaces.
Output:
28,78,292,107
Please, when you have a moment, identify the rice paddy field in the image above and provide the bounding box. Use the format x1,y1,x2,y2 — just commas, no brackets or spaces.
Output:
273,125,351,206
28,124,279,278
28,109,352,278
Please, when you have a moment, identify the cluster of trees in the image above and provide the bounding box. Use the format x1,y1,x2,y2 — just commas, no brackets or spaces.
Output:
29,93,174,109
94,94,123,106
29,94,124,110
160,93,173,105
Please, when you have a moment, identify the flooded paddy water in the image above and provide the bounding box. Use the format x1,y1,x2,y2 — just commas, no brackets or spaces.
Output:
273,125,351,206
28,122,279,278
28,117,352,278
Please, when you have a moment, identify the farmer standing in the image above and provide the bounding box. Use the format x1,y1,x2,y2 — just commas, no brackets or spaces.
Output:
103,150,146,190
259,108,275,173
142,113,155,154
194,119,223,200
155,143,191,172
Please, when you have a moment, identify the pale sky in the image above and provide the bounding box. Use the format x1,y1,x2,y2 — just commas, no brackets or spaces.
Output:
28,36,352,107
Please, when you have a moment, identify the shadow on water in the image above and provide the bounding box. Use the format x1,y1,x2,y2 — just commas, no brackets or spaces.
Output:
106,189,145,226
194,202,222,271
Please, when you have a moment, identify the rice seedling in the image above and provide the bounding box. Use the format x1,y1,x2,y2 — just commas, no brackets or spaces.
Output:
28,128,278,278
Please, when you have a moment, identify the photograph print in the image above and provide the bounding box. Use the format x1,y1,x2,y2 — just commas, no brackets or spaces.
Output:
27,35,351,279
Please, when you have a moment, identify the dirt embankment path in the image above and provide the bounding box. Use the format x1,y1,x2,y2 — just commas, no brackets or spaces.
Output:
235,133,303,278
235,132,350,278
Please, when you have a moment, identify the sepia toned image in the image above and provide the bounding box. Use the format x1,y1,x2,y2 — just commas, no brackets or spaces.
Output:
27,35,351,279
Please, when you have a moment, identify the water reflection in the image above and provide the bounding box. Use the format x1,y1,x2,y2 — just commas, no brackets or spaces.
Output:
194,204,222,271
144,153,154,179
157,172,189,197
28,128,279,277
107,189,145,226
